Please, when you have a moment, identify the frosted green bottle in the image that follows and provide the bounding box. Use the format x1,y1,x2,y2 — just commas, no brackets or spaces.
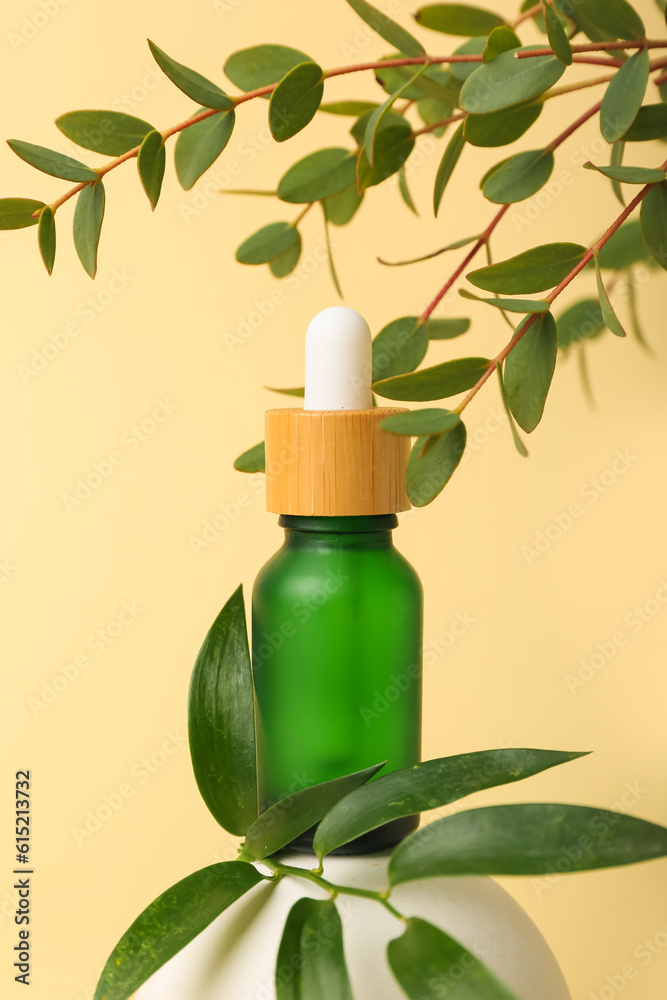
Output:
252,306,423,853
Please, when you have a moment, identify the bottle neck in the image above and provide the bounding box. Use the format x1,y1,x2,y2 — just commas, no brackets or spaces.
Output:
278,514,397,550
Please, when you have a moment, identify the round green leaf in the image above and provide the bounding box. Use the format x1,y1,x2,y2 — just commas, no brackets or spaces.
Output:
73,181,105,279
357,122,415,190
276,899,353,1000
269,231,302,277
389,803,667,884
595,250,627,335
406,422,467,505
7,140,98,182
433,122,465,216
38,206,56,275
350,107,406,148
93,862,263,1000
234,442,265,473
623,104,667,142
449,36,488,81
415,4,505,36
584,161,665,185
278,147,357,203
504,312,557,432
224,44,311,94
600,49,649,144
381,409,461,435
556,299,605,348
56,110,154,155
468,242,586,294
460,47,565,113
269,62,324,142
426,317,471,338
388,918,520,1000
483,25,521,61
482,148,554,203
0,198,45,230
464,101,542,147
344,0,425,56
137,130,166,211
323,182,363,226
640,180,667,270
148,41,232,110
242,762,384,861
236,222,298,265
188,585,258,836
174,108,235,190
372,317,429,382
374,357,490,401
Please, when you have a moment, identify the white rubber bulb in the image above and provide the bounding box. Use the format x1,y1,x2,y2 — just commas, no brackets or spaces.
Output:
304,306,373,410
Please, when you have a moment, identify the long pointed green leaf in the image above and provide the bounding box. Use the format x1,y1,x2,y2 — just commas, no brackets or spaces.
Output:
640,180,667,271
503,312,557,432
38,206,56,275
277,899,353,1000
600,48,649,144
482,148,554,204
389,803,667,884
496,363,528,457
468,242,586,294
94,862,263,1000
434,122,465,216
73,181,105,278
148,40,232,110
243,761,385,860
415,4,506,35
0,198,45,230
594,250,627,335
584,161,664,185
406,422,467,505
460,47,565,114
188,585,258,836
234,441,265,473
7,139,98,182
460,289,550,313
344,0,426,56
313,748,585,859
542,0,573,64
174,108,235,190
379,235,477,266
374,356,490,401
388,918,520,1000
366,66,426,165
56,110,154,155
137,130,166,210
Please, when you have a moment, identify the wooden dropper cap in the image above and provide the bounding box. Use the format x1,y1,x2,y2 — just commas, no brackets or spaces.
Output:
265,308,411,516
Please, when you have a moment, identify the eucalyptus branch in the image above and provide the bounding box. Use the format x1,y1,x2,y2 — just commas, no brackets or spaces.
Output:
516,38,667,58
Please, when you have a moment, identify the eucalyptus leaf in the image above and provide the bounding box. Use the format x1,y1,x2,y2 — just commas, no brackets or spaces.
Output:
416,97,453,136
322,210,343,298
278,147,357,203
269,231,302,277
426,317,471,338
623,104,667,142
468,242,586,294
56,110,154,156
38,206,56,275
381,409,461,436
224,44,311,94
242,762,384,860
366,66,426,165
543,1,573,64
350,107,406,148
597,220,650,269
464,100,543,148
600,49,649,144
482,148,554,204
460,47,565,114
148,41,232,110
265,386,305,397
236,222,299,265
7,140,98,182
269,62,324,142
503,311,557,432
496,363,528,457
449,36,488,82
234,441,265,473
640,180,667,270
406,422,467,505
323,182,363,226
174,108,235,190
388,918,520,1000
358,121,414,190
276,899,353,1000
375,60,454,102
372,317,429,382
188,585,258,835
610,140,626,206
374,357,490,401
556,299,605,347
73,181,105,279
0,197,44,230
460,289,550,312
584,161,664,185
379,237,477,266
344,0,425,56
314,748,583,859
483,25,521,61
319,100,380,116
389,803,667,885
555,0,645,42
398,165,418,214
434,122,465,216
137,130,166,210
595,250,627,335
415,4,505,36
93,862,263,1000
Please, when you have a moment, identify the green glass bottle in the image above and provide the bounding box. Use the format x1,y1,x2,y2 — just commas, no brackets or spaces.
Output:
252,513,422,852
253,306,423,853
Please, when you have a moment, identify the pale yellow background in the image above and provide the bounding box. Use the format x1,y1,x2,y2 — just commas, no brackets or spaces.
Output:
1,0,666,997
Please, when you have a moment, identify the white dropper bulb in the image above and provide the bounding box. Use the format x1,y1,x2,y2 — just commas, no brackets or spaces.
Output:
303,306,373,411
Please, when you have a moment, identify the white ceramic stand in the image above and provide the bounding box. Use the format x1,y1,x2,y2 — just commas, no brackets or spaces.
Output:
136,851,571,999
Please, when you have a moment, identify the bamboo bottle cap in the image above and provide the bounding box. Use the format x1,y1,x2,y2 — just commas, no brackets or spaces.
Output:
264,307,411,516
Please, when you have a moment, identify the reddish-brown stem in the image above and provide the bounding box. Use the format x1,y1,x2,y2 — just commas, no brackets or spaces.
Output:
511,2,542,29
544,99,602,152
454,160,667,415
654,69,667,86
516,38,667,58
418,205,510,324
413,112,466,136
